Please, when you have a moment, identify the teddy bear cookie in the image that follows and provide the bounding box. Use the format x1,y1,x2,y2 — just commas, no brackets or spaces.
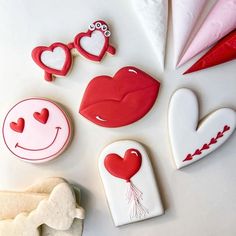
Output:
99,140,164,226
2,98,72,163
168,88,236,169
79,66,160,128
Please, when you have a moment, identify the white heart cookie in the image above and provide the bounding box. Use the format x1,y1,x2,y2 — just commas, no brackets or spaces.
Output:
80,30,105,56
168,88,236,169
41,47,66,70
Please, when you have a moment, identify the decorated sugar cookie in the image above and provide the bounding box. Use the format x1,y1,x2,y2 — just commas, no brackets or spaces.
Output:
74,20,116,62
32,42,73,82
79,66,160,128
184,30,236,74
2,98,72,163
99,140,164,226
32,20,116,81
168,88,236,169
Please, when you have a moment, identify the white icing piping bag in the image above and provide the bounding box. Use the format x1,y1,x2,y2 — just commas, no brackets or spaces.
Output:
132,0,168,70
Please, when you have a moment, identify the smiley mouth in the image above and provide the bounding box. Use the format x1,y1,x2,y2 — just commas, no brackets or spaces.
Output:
15,127,61,151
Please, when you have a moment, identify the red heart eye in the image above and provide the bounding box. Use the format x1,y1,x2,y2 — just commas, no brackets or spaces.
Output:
10,118,25,133
33,108,49,124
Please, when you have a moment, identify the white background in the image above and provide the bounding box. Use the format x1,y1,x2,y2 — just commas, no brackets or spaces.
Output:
0,0,235,235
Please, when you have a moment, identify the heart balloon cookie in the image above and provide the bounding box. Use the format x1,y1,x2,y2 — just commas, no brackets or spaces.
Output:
99,140,164,226
74,20,116,61
2,98,72,163
168,88,236,169
79,66,160,128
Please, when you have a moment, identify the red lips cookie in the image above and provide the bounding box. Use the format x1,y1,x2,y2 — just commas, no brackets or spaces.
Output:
74,20,116,61
79,66,160,127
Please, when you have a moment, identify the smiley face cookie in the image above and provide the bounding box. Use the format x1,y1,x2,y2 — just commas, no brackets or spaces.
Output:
2,98,72,163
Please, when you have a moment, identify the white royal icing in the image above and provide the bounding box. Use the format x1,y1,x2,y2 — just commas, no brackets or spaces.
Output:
41,47,66,70
80,30,105,56
168,88,236,169
133,0,168,70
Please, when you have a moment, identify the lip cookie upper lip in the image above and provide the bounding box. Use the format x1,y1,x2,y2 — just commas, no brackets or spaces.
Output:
79,66,160,127
15,127,61,151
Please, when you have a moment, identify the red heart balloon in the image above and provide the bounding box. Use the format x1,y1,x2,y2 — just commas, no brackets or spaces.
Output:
33,108,49,124
79,66,160,128
32,42,72,81
10,118,25,133
104,149,142,182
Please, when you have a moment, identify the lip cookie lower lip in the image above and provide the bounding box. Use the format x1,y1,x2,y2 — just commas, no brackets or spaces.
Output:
79,66,160,128
2,98,72,163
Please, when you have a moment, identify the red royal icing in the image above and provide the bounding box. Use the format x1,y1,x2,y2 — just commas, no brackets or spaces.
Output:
10,118,25,133
184,30,236,74
79,66,160,128
33,108,49,124
104,149,142,182
31,42,72,82
183,125,231,162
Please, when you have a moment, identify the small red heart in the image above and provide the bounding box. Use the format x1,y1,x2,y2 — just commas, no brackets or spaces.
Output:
223,125,230,132
210,138,217,144
216,132,223,139
193,149,202,156
183,154,193,162
201,143,210,150
33,108,49,124
10,118,25,133
104,149,142,181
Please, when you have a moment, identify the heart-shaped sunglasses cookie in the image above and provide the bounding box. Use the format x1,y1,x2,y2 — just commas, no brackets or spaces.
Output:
32,20,116,82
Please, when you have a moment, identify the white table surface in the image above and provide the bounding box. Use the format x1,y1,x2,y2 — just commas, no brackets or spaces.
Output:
0,0,235,235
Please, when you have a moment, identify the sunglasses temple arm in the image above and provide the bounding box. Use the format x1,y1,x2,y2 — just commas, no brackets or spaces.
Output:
107,45,116,55
44,71,54,82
